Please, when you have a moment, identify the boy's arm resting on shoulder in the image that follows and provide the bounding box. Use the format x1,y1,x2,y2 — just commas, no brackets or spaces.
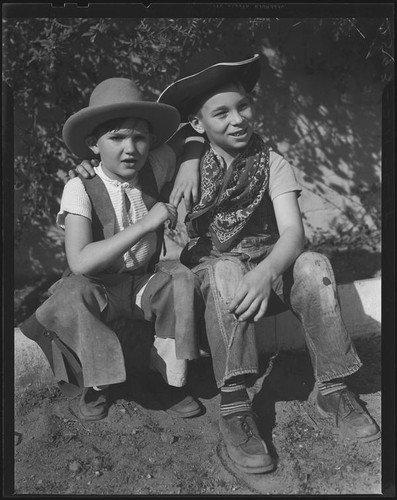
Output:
64,202,177,275
169,141,203,211
166,123,198,158
229,192,305,323
167,124,204,211
67,159,99,180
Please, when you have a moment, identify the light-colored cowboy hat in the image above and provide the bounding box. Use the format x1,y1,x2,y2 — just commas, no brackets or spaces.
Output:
158,50,261,122
63,77,181,159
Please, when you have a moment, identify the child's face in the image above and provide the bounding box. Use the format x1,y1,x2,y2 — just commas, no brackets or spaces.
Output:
189,82,254,160
88,118,151,182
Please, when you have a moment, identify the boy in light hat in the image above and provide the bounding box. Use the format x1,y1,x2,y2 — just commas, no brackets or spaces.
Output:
19,77,204,421
157,49,381,473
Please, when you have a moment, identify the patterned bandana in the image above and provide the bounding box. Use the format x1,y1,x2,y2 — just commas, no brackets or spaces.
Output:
187,133,270,251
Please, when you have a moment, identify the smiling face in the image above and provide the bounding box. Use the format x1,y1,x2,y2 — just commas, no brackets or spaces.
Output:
188,82,255,163
86,117,151,182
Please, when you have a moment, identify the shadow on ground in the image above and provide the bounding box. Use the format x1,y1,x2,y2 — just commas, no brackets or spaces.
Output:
112,332,381,446
249,335,381,460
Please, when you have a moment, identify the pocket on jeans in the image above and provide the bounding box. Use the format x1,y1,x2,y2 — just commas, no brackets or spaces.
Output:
238,237,274,260
240,236,267,249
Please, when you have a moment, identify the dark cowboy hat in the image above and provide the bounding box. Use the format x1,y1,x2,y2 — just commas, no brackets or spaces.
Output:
158,50,261,121
63,77,180,159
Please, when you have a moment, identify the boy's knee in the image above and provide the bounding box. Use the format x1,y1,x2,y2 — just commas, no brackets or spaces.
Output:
295,252,334,286
61,274,106,305
213,259,245,303
157,261,201,291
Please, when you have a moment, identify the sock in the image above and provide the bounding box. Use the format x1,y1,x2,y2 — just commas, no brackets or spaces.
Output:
93,385,109,391
317,377,347,396
220,376,252,419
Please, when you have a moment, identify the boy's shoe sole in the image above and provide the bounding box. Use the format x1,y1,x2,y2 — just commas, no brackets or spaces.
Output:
231,460,275,474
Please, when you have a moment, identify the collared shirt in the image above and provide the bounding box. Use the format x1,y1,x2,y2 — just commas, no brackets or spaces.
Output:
57,144,176,272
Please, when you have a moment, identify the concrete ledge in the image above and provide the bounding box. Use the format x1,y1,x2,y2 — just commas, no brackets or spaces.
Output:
15,328,56,397
15,278,381,394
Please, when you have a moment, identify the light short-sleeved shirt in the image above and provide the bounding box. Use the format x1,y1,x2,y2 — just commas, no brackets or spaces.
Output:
268,150,301,200
57,144,176,273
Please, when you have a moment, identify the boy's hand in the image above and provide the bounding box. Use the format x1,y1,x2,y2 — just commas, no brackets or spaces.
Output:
143,202,177,232
68,159,99,180
228,268,273,323
169,159,200,212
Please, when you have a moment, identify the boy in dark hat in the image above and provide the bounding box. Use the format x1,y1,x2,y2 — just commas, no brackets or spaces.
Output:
19,77,204,422
156,49,381,474
74,53,380,474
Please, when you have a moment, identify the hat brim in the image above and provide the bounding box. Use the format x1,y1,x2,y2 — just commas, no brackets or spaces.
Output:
62,102,180,159
158,54,261,122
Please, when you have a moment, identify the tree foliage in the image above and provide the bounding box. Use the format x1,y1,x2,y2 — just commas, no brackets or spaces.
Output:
3,17,393,243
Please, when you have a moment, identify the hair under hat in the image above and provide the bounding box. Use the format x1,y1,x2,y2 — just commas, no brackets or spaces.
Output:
158,50,261,122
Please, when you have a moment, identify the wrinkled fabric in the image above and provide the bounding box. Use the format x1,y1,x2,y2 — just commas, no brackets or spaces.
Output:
19,261,202,392
181,235,362,388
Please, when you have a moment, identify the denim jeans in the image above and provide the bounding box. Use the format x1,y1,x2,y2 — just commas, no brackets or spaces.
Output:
181,236,362,388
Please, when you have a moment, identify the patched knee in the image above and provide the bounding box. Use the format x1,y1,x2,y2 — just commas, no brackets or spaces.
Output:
214,259,245,303
295,252,334,286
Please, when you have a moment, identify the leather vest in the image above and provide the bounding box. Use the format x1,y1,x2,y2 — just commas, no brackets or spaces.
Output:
64,161,168,276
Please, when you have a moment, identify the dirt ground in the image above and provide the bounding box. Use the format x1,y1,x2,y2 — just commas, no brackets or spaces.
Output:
14,334,382,496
